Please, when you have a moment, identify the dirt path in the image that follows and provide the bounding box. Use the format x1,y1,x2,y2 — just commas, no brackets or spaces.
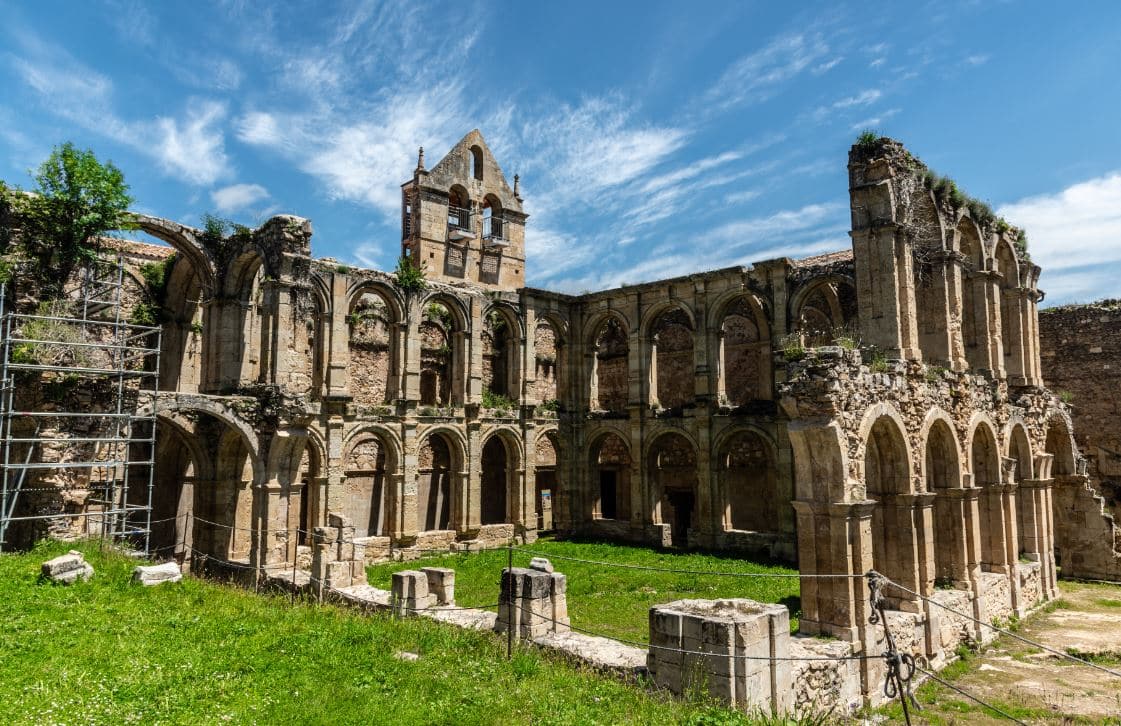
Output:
881,581,1121,724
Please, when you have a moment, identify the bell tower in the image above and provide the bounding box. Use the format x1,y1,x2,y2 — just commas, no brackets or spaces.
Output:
401,130,527,290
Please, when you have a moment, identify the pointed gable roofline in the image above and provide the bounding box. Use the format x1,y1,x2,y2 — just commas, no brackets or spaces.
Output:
419,129,525,216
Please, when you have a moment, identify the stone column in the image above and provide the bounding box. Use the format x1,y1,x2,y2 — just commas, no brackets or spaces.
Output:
852,225,921,361
327,273,350,397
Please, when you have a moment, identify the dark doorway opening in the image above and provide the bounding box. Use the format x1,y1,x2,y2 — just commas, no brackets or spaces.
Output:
666,491,694,547
599,470,618,519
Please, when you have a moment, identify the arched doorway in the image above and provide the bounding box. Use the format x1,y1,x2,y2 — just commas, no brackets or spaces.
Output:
926,418,968,587
417,433,454,532
480,435,513,526
590,432,630,521
649,433,698,547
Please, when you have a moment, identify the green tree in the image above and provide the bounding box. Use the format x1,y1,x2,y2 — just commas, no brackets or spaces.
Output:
2,142,135,296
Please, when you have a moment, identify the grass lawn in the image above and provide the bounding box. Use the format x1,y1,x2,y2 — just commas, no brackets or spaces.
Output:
0,540,778,725
366,537,801,643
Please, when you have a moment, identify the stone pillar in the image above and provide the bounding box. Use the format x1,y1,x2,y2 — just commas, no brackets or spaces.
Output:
1004,289,1029,386
984,272,1005,377
496,566,570,639
403,298,422,401
852,225,921,361
648,599,792,714
792,500,875,642
1020,478,1058,599
399,421,419,539
327,272,350,397
392,570,435,615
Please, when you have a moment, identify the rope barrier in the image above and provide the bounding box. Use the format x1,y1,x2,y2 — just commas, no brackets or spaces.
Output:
913,665,1028,726
885,579,1121,680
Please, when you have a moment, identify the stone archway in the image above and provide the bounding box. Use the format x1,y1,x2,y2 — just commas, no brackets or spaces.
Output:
648,432,698,547
719,429,778,533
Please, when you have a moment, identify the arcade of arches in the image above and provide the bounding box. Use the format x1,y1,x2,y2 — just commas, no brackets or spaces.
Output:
30,131,1121,689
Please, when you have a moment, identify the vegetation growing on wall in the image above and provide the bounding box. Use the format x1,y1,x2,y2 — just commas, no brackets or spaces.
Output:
854,133,1032,262
0,143,136,298
394,254,426,293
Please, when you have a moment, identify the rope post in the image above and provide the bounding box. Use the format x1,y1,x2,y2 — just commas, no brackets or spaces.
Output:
867,571,916,726
506,542,514,660
291,524,298,604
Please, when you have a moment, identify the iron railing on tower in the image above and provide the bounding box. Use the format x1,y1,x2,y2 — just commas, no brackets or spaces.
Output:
0,256,161,553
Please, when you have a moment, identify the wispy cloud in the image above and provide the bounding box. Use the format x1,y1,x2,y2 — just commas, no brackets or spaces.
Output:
850,108,900,131
998,172,1121,303
7,30,232,185
810,89,882,122
964,54,990,66
702,33,831,112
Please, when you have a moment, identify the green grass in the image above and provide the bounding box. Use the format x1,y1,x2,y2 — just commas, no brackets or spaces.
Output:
367,537,801,642
0,540,782,725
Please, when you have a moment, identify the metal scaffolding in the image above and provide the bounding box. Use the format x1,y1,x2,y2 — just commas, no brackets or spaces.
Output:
0,257,161,553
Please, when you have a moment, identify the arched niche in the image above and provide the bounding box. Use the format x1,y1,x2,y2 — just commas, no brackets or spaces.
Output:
717,296,771,407
925,417,967,587
158,254,206,393
719,430,778,533
957,219,988,370
793,279,858,347
590,315,629,413
534,319,560,405
482,305,519,401
347,287,399,406
589,432,631,521
1045,416,1076,477
865,414,920,602
649,307,694,410
481,432,520,526
419,298,463,406
417,432,458,532
296,435,324,546
534,433,559,531
648,432,698,547
342,435,391,537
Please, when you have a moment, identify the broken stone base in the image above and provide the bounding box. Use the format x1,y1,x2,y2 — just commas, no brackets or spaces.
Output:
40,550,94,584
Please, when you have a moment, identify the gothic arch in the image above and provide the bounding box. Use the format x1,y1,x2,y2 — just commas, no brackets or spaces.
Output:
646,305,695,410
588,312,630,413
790,276,858,347
713,293,772,406
716,427,779,533
480,429,522,526
647,431,699,547
588,430,631,521
133,214,217,294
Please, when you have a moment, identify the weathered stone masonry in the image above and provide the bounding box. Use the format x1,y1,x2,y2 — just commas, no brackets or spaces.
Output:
16,130,1119,705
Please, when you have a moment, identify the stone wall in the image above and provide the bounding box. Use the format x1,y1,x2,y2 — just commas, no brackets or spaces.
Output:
1040,302,1121,519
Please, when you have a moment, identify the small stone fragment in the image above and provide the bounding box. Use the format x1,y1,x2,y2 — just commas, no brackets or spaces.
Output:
394,651,420,661
40,550,93,584
529,557,554,573
132,561,183,586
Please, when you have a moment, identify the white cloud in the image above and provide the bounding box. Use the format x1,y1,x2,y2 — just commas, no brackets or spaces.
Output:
702,33,830,112
8,33,232,186
999,173,1121,303
710,202,846,250
211,183,270,214
965,54,990,66
998,173,1121,271
151,101,231,185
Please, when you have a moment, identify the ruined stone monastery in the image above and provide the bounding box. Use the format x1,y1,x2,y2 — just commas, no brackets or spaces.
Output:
10,131,1121,687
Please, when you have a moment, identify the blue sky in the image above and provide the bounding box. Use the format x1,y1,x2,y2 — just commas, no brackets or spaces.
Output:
2,1,1120,304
